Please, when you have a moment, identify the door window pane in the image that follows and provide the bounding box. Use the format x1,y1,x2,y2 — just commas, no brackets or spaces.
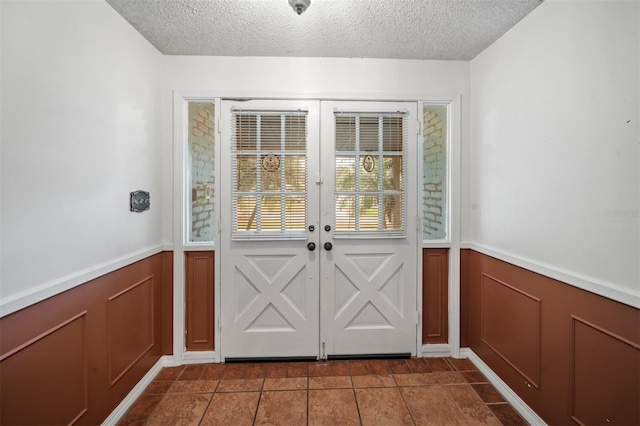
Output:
334,113,407,234
359,195,379,230
359,117,379,151
231,111,308,238
422,104,447,240
188,102,215,243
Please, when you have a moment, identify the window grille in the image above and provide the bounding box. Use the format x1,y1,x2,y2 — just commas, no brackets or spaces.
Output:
334,111,408,237
231,109,308,240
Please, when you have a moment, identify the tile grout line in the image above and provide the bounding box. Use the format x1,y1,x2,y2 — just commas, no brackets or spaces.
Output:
395,374,419,425
439,382,473,425
250,377,265,426
308,379,311,426
148,366,183,424
351,378,364,426
195,390,215,426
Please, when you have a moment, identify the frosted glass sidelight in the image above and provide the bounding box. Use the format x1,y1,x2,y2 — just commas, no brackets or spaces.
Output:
422,104,447,240
188,102,215,243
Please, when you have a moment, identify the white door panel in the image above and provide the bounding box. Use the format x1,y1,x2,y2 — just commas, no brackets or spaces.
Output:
320,101,418,357
220,100,320,359
220,99,417,360
224,250,318,357
323,241,416,355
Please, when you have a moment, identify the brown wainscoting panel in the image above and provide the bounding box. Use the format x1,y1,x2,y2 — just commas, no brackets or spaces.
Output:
571,316,640,426
107,277,154,387
162,250,174,355
185,251,215,351
464,250,640,425
0,312,88,425
422,248,448,344
480,273,541,389
0,251,173,425
460,249,470,347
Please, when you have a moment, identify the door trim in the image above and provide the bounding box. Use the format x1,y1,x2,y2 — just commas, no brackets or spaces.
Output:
171,90,462,365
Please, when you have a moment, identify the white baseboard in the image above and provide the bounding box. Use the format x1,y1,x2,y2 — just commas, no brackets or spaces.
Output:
420,344,451,357
460,348,546,426
182,351,217,364
162,355,181,367
101,355,173,426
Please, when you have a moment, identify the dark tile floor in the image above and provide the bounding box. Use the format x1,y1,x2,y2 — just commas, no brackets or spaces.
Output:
118,357,528,425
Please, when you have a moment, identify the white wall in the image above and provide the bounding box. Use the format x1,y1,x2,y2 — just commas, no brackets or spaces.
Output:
161,56,471,242
469,0,639,306
163,56,469,96
0,0,164,315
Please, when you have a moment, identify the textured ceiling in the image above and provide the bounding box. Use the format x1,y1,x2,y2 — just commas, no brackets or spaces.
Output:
106,0,543,60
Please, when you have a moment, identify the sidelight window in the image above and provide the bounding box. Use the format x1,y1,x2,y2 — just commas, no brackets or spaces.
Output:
422,104,448,241
187,101,215,243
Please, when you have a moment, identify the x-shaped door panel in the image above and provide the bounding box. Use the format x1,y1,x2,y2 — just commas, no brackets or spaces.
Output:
232,254,309,333
332,252,406,330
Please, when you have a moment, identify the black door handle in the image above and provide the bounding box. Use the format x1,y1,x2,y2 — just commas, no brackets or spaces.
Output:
307,242,316,251
324,242,332,251
324,225,331,232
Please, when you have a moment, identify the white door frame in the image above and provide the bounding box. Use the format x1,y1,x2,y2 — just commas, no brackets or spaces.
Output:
171,91,462,365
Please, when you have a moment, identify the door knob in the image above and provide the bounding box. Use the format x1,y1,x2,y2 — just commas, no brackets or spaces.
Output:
307,242,316,251
324,225,331,232
324,242,332,251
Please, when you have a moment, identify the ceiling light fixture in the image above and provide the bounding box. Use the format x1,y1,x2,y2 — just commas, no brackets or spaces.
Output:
289,0,311,15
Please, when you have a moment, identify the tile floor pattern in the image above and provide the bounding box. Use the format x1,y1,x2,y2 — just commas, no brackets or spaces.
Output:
118,357,528,426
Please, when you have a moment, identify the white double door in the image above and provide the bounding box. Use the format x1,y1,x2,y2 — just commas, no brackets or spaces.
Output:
220,100,418,360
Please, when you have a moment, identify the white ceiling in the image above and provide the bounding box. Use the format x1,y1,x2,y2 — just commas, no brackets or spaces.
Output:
106,0,543,60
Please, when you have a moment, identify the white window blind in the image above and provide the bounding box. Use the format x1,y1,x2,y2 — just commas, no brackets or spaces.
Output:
334,111,408,237
231,109,308,240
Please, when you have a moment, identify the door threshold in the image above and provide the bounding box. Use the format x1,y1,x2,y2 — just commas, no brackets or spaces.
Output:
327,353,411,360
224,356,317,363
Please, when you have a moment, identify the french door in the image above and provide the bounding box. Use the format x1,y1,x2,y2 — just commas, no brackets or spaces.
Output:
219,99,418,360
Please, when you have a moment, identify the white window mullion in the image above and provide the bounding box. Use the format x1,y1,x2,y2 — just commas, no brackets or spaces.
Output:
256,114,262,232
402,115,408,232
377,116,384,230
355,116,361,231
280,114,286,232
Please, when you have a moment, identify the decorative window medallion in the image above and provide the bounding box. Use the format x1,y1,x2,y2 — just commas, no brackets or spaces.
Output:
262,154,281,172
363,155,375,173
